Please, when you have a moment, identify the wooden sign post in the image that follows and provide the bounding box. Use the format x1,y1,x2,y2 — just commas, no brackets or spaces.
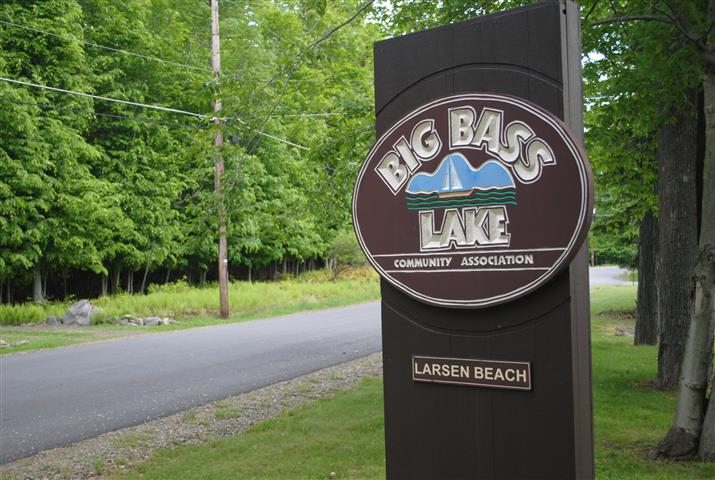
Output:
352,1,594,479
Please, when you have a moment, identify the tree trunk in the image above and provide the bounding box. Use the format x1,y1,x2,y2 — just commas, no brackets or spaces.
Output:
635,210,659,345
42,268,48,299
101,275,108,296
111,264,121,294
0,280,3,304
701,379,715,459
165,268,172,284
200,269,207,286
127,270,134,294
139,262,151,294
656,91,699,390
33,269,43,303
696,63,715,459
6,279,12,304
248,264,252,283
656,246,714,458
694,246,715,459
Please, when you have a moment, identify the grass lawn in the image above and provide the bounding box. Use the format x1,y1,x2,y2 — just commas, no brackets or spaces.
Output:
0,269,379,354
104,285,715,480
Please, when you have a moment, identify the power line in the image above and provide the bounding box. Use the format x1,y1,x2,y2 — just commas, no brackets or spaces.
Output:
0,96,198,129
226,118,310,150
0,76,207,118
0,19,213,74
275,112,342,117
0,76,309,149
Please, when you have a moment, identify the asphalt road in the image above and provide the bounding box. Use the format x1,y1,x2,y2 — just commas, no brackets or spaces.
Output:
589,265,636,286
0,302,381,464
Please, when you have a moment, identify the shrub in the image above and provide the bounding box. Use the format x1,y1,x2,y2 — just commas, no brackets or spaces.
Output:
330,230,367,279
0,303,64,326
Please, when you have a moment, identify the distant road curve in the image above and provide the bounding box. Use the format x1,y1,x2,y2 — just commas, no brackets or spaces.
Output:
0,302,381,463
589,265,636,286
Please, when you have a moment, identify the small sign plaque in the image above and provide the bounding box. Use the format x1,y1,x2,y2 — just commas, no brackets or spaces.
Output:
412,355,532,391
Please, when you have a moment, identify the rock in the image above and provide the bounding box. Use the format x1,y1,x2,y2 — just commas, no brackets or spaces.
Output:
45,316,59,326
161,317,177,325
118,314,139,326
63,300,95,326
614,325,635,337
0,339,8,348
142,316,161,326
14,340,30,346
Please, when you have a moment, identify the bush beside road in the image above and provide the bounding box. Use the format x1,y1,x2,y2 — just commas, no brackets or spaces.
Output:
0,268,379,354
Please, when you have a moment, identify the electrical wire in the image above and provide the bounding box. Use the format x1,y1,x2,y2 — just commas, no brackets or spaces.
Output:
0,77,309,149
0,19,213,74
275,113,341,117
0,96,198,129
226,117,309,150
0,76,208,118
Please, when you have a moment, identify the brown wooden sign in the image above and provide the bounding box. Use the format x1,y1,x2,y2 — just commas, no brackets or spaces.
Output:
412,355,531,391
353,93,593,308
374,3,595,479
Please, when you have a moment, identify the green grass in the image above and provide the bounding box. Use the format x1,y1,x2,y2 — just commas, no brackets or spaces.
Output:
116,377,386,480
106,285,715,480
0,268,380,354
0,326,134,354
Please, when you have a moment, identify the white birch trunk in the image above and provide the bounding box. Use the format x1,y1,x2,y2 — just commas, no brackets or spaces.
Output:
696,58,715,460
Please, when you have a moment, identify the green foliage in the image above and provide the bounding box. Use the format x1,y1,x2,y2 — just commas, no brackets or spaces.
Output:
580,0,704,268
0,269,379,327
0,303,64,325
330,230,367,270
0,0,380,299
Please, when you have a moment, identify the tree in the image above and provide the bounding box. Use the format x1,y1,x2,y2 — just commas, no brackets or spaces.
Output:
654,92,699,389
587,0,714,460
0,0,380,300
635,210,658,345
0,0,123,302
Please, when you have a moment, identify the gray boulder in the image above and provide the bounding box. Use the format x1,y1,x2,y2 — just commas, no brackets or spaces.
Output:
142,316,161,326
63,300,95,326
45,316,59,326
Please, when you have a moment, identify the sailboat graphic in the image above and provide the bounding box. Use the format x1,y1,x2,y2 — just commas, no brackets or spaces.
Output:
405,153,517,211
439,156,467,198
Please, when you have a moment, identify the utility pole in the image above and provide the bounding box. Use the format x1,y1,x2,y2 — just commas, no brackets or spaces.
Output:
211,0,229,318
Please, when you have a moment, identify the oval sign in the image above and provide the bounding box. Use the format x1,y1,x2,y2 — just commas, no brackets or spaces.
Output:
352,93,594,308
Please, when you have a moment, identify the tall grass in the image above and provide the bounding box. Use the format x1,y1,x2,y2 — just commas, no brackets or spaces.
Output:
0,268,379,326
0,303,66,326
